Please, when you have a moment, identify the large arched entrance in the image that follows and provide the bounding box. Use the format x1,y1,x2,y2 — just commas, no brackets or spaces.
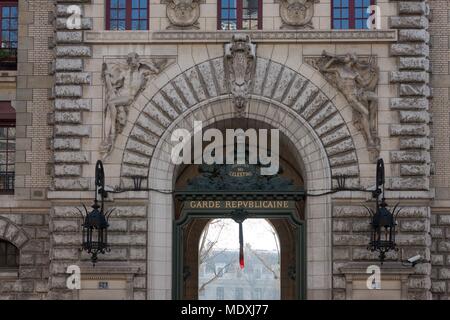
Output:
172,119,306,299
141,97,336,299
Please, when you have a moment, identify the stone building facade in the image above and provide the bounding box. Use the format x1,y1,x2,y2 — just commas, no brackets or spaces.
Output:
0,0,450,300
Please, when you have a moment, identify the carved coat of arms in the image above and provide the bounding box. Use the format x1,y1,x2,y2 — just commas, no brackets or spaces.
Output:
224,35,256,116
280,0,319,29
164,0,201,29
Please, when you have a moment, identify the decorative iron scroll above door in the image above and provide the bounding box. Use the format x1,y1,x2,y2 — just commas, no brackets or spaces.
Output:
175,163,305,200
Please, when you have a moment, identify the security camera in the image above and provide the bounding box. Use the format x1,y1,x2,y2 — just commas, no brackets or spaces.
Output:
407,255,422,265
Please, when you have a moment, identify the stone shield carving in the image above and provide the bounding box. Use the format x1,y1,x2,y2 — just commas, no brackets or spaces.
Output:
311,51,380,162
100,53,173,158
224,35,256,116
164,0,201,29
280,0,319,29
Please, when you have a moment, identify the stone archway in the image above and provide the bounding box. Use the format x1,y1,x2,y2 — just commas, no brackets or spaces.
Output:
119,57,360,187
117,57,362,299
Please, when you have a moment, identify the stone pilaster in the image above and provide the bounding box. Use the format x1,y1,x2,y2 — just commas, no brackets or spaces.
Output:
389,1,431,191
50,1,92,191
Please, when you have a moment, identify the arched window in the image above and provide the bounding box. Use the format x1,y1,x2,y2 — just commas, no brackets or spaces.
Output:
332,0,375,29
106,0,149,30
0,239,19,269
218,0,262,30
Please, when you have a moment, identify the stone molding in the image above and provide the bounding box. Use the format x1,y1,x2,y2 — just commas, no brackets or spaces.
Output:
84,30,398,44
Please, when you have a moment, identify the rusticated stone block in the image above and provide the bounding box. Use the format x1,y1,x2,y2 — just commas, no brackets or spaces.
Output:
55,17,92,30
54,125,90,137
399,57,430,71
53,178,89,190
129,220,147,232
352,248,398,261
390,98,428,110
431,281,446,293
333,276,346,289
52,234,81,246
438,241,450,252
333,248,350,260
396,233,430,246
108,219,128,232
56,31,83,44
108,234,146,246
52,220,79,232
333,206,370,218
397,207,429,218
23,214,44,226
333,234,369,246
55,46,91,57
332,220,351,232
389,177,429,190
55,72,91,85
52,206,86,218
54,164,81,176
399,84,430,97
390,150,430,163
130,248,147,260
54,152,89,163
53,138,81,150
399,137,430,150
4,224,19,241
123,152,151,167
390,124,429,136
438,215,450,225
351,219,371,232
430,227,444,238
390,43,429,56
56,5,84,17
400,164,428,176
108,206,147,218
399,219,428,232
439,268,450,279
54,99,91,111
399,111,429,123
398,2,427,15
431,254,444,266
390,16,428,29
55,59,83,72
408,277,431,290
390,71,429,83
121,164,148,177
54,112,81,124
398,29,430,42
53,85,82,98
407,291,432,300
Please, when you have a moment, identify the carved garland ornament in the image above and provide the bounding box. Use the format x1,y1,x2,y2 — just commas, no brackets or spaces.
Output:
308,51,380,162
224,34,256,116
280,0,319,29
100,53,174,158
163,0,201,30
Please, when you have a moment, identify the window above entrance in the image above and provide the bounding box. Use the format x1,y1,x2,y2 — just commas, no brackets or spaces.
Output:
332,0,375,29
106,0,149,30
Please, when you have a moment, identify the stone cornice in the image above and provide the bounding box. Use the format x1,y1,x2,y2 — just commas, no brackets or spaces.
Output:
84,29,398,44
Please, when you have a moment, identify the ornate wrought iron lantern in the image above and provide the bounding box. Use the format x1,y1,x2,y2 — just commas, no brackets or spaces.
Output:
366,159,400,263
78,160,113,264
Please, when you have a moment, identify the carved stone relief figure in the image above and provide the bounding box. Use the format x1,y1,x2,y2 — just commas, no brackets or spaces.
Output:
315,51,380,161
163,0,201,29
224,34,256,116
101,53,172,158
279,0,319,29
